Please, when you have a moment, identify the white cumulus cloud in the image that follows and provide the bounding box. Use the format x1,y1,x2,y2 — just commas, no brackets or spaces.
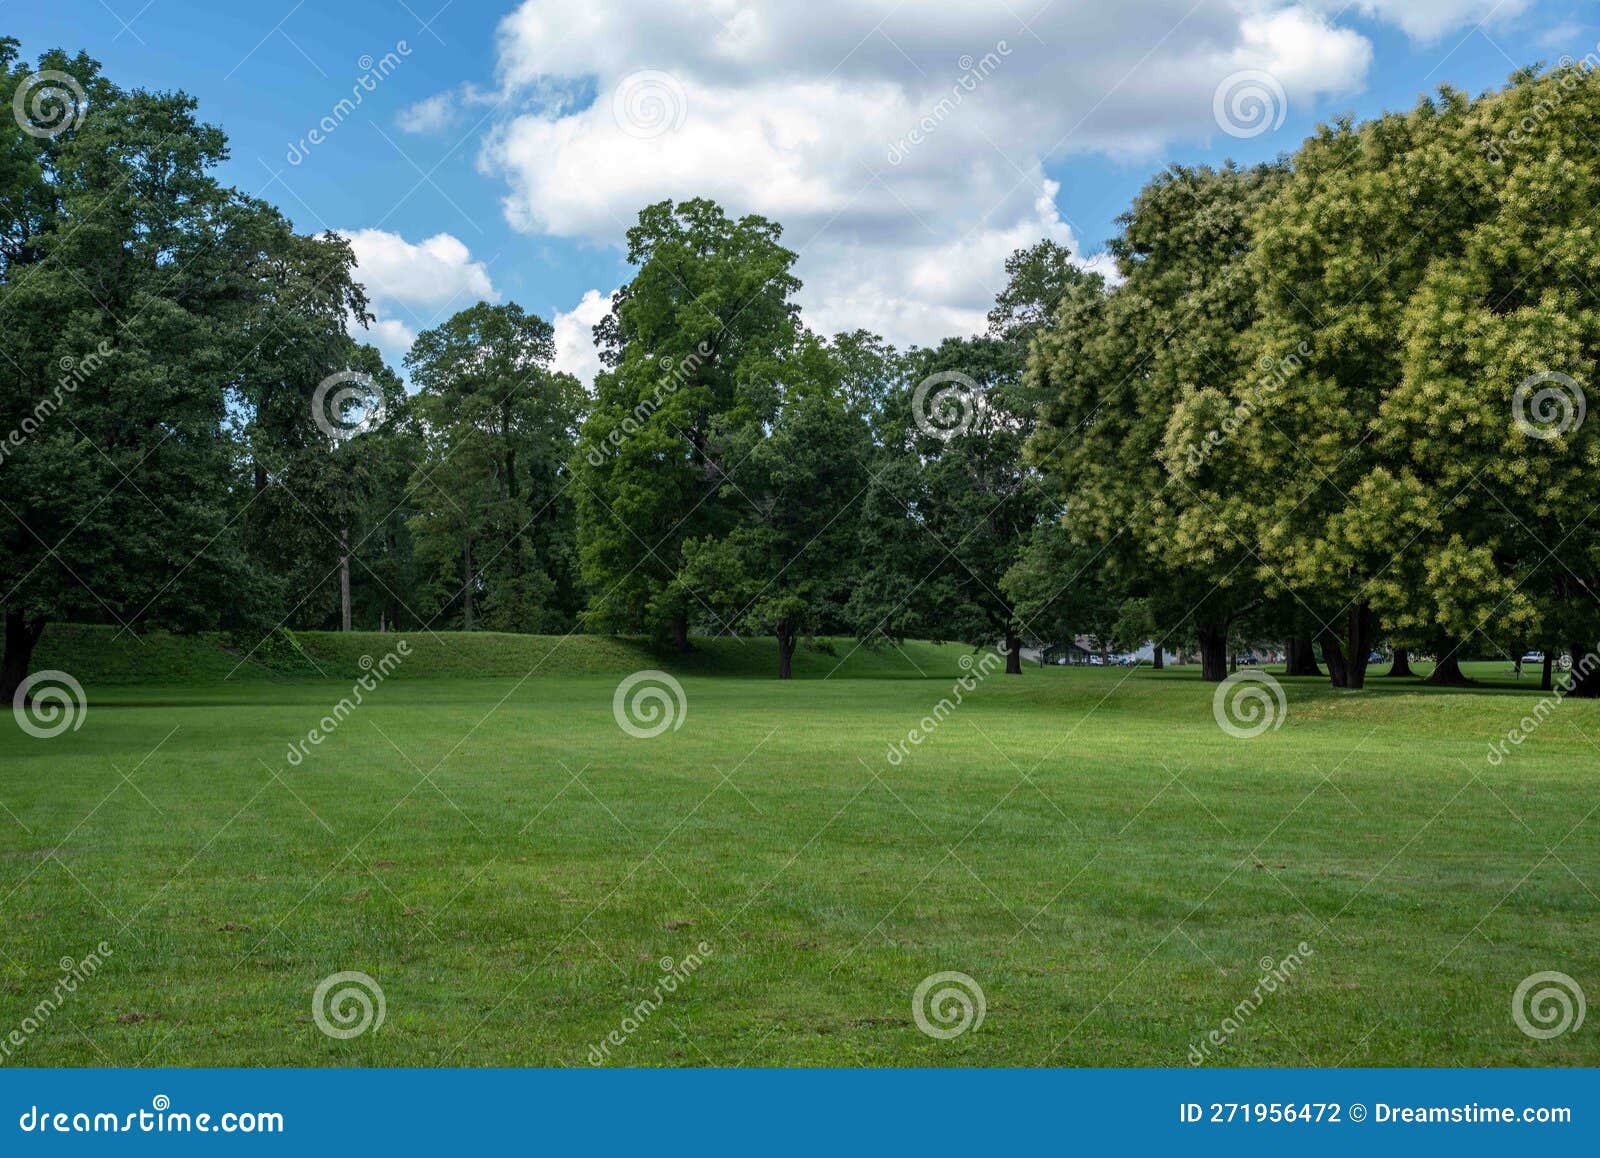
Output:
1305,0,1534,42
340,229,499,368
477,1,1395,349
552,288,614,385
397,92,456,134
342,229,497,308
367,317,419,368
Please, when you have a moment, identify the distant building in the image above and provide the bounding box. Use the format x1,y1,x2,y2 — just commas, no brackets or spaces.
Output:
1039,642,1094,665
1030,638,1178,666
1129,641,1179,666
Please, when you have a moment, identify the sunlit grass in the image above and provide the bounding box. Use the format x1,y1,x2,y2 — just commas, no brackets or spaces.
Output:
1,641,1594,1066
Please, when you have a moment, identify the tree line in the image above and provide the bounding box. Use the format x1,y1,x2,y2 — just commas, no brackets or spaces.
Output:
3,43,1598,697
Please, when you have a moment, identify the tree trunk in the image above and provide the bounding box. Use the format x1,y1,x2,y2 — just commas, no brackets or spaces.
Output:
462,540,475,631
339,525,352,632
1385,646,1413,678
1151,645,1164,671
1426,641,1470,686
669,616,691,653
1004,627,1021,675
1542,652,1554,692
776,619,796,681
1343,604,1374,690
1567,644,1600,698
502,402,519,501
1198,623,1228,683
1318,626,1348,688
1,612,46,706
1285,636,1321,677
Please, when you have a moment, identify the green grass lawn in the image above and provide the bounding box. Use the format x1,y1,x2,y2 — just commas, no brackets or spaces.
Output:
1,629,1595,1066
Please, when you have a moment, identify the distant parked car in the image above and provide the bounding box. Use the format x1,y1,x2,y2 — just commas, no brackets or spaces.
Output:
1522,651,1545,664
1239,653,1260,666
1367,651,1384,663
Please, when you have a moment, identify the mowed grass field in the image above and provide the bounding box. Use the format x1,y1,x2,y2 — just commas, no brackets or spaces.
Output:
0,628,1596,1067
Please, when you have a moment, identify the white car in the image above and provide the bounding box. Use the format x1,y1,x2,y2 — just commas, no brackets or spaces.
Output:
1521,651,1545,664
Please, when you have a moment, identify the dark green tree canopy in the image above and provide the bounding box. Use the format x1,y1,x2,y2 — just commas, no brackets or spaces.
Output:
575,198,802,645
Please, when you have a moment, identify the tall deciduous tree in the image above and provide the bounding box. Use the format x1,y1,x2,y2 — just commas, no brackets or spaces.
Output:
575,198,800,648
1222,96,1487,689
851,247,1093,668
1377,67,1600,693
405,302,584,632
1029,166,1278,681
988,239,1091,346
850,336,1039,669
680,334,873,677
0,43,282,698
229,216,378,631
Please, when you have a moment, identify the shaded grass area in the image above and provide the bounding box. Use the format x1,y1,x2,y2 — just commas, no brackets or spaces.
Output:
0,650,1596,1067
30,623,1565,691
32,623,989,684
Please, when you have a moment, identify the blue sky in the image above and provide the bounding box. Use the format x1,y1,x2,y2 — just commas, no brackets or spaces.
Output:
11,1,1596,378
